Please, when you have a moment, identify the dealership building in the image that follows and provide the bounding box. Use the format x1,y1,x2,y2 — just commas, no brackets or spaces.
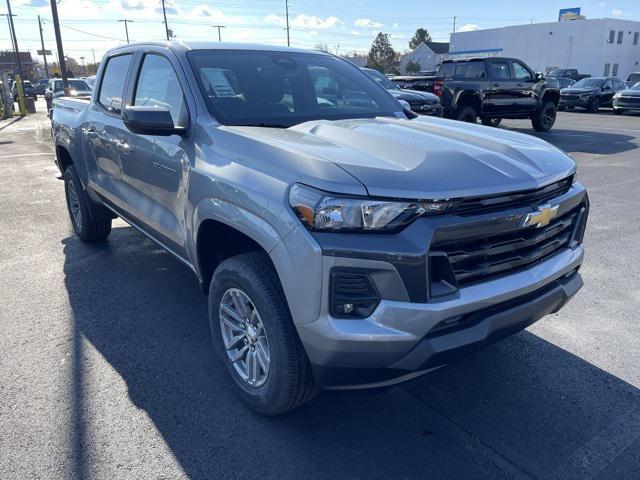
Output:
448,17,640,80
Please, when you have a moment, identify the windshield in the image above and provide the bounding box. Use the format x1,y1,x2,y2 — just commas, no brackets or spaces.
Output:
573,78,604,88
362,68,398,90
626,73,640,84
188,50,402,127
54,80,90,91
547,69,565,77
631,82,640,90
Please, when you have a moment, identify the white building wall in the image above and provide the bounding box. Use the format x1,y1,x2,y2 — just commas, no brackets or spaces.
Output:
449,18,640,80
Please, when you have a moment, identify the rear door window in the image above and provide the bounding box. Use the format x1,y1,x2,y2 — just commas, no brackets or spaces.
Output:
454,62,486,79
98,54,133,115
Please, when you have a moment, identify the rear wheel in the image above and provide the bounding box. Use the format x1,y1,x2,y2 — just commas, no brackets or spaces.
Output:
64,165,112,241
481,117,502,127
455,105,478,123
588,97,600,113
209,252,317,415
532,101,557,131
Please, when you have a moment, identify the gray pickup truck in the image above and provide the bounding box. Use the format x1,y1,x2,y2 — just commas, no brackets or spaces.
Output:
51,42,589,415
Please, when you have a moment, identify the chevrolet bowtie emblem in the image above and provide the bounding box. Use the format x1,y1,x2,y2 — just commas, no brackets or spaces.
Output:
522,204,559,228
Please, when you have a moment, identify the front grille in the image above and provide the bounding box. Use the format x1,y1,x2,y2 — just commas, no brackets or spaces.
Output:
561,94,579,101
431,207,580,287
619,96,640,104
454,176,573,215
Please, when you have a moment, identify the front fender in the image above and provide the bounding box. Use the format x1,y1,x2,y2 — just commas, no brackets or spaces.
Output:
191,197,323,326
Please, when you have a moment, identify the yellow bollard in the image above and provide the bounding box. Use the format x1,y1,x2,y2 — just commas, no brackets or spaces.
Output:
14,75,27,117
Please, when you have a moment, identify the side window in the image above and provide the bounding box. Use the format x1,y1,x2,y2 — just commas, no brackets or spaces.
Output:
604,79,613,90
491,61,511,80
98,54,132,114
134,54,188,127
513,61,533,81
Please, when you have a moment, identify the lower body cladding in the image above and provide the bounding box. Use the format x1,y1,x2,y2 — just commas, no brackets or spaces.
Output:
296,183,589,389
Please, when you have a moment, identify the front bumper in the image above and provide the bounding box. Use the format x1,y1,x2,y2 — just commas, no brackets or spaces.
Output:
559,96,590,108
295,183,588,389
613,97,640,110
411,103,443,116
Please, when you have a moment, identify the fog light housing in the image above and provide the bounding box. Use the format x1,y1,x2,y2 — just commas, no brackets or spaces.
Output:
329,269,380,319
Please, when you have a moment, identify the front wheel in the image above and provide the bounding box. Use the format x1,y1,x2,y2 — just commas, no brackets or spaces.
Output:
209,252,317,415
588,97,600,113
64,165,112,241
481,117,502,127
532,101,557,131
455,105,478,123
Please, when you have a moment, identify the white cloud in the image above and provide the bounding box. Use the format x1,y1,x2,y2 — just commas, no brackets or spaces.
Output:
354,18,383,28
187,6,245,24
392,23,399,28
458,23,480,32
611,8,624,16
350,30,361,36
264,13,341,29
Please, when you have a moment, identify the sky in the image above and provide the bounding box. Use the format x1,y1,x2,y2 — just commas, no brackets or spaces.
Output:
1,0,639,65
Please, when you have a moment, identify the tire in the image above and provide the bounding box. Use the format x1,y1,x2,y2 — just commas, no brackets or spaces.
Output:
613,108,624,115
455,105,478,123
558,106,566,112
481,117,502,127
532,101,557,132
63,165,112,241
209,252,317,415
588,97,600,113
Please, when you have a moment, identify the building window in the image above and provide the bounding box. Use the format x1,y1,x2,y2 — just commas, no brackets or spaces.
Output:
604,63,611,76
609,30,615,43
634,32,639,45
617,31,624,44
612,63,619,76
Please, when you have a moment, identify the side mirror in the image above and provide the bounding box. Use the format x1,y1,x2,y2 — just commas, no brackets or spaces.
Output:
122,105,185,136
535,72,544,81
603,85,612,91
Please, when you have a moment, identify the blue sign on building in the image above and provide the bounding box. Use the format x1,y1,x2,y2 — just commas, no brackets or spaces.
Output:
559,7,581,21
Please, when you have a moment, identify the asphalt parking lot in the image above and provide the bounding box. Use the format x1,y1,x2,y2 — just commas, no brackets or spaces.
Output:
1,101,639,479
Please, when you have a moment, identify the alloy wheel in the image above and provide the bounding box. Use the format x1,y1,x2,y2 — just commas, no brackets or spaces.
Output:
66,179,82,230
219,288,270,387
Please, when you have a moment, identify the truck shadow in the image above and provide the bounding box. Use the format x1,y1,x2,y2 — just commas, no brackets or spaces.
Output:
62,226,640,479
511,128,637,155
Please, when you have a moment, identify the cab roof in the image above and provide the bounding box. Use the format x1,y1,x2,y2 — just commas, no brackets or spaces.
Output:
107,41,323,56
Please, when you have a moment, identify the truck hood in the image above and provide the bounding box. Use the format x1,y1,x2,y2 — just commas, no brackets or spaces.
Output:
226,116,576,199
561,87,599,95
388,89,439,103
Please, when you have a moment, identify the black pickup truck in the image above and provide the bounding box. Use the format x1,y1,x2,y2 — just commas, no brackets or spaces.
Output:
434,58,560,131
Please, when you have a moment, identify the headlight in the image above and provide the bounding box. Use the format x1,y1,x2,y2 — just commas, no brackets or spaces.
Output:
289,184,453,232
613,92,622,99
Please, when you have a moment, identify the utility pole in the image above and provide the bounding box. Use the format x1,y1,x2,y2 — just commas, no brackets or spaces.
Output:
92,49,96,65
285,0,290,46
5,1,22,78
49,0,69,93
161,0,170,41
452,16,456,34
212,25,225,42
1,14,18,66
118,19,133,43
38,15,50,78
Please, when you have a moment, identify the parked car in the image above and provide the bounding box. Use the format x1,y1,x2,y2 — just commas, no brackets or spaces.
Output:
612,81,640,114
35,79,49,96
559,77,625,112
434,57,560,130
624,72,640,88
83,75,96,89
51,42,588,415
362,67,442,116
546,68,590,82
45,78,92,111
389,75,434,93
553,77,576,89
12,80,37,100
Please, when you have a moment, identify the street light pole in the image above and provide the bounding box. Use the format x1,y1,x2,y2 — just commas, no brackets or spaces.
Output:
161,0,170,41
38,15,50,78
212,25,225,42
49,0,69,92
80,56,86,76
118,19,133,43
5,0,22,78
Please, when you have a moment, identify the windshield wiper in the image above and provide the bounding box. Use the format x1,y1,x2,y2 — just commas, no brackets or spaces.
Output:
236,122,289,128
